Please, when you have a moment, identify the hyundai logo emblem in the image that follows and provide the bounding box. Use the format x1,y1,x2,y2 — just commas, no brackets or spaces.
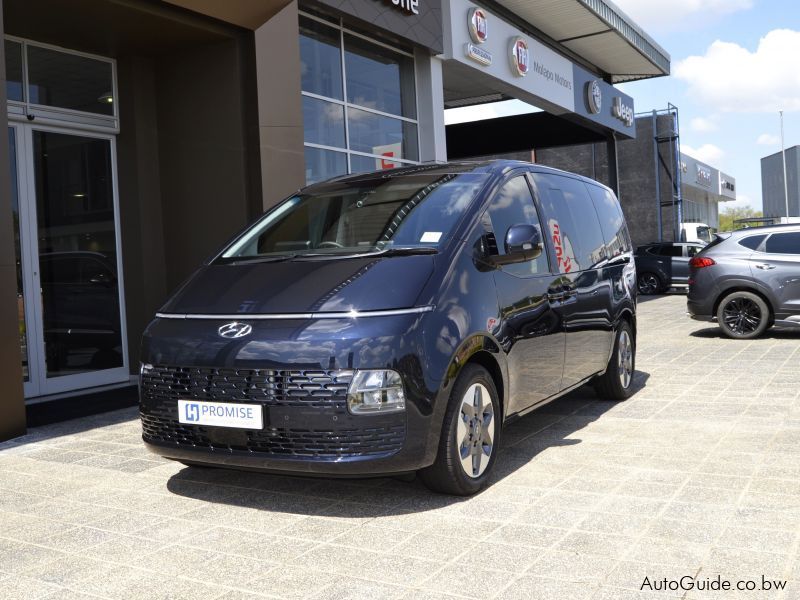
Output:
218,322,253,339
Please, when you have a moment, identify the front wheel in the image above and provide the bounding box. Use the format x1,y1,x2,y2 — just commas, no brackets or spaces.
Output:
419,365,500,496
594,321,636,401
716,291,770,339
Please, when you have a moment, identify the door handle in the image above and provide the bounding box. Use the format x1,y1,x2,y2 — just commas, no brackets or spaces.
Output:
754,263,776,270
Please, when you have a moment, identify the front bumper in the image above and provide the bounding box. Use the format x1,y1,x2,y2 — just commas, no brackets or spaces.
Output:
139,365,432,475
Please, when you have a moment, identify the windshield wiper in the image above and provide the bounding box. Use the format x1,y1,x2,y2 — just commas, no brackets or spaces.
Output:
226,254,299,265
374,246,438,256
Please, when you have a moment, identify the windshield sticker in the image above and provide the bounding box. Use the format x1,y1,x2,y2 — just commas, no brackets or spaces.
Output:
420,232,442,243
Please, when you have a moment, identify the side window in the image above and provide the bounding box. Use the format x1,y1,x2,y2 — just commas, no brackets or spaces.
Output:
486,176,549,277
533,173,606,273
764,232,800,254
585,184,631,258
657,245,682,257
687,245,703,257
738,234,766,251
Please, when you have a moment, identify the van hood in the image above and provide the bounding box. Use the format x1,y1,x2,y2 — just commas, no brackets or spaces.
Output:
160,255,435,315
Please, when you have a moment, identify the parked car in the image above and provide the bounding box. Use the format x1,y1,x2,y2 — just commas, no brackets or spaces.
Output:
634,242,706,294
139,161,637,495
687,224,800,339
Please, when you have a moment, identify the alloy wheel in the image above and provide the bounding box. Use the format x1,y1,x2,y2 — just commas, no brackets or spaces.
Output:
456,383,495,478
722,297,762,335
617,330,633,389
637,273,660,294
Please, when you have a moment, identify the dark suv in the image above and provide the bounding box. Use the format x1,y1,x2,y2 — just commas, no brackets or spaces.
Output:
634,242,706,294
687,225,800,338
139,161,637,495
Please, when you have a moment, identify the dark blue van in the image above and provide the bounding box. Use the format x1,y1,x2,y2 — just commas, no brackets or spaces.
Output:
139,161,636,495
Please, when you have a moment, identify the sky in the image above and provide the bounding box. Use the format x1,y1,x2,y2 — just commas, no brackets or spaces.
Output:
444,0,800,212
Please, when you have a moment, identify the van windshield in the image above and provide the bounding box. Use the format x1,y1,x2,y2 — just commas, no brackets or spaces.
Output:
219,173,488,261
697,226,713,243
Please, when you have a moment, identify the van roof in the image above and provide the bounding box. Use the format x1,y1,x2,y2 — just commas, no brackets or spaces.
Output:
305,160,613,192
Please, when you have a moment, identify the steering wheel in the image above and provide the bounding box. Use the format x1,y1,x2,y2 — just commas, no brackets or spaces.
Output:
317,241,345,248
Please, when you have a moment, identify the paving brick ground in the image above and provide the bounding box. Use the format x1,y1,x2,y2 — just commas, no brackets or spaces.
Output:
2,294,800,599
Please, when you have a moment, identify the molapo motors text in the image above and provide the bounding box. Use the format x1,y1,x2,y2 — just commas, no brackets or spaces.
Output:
641,575,787,593
533,62,572,90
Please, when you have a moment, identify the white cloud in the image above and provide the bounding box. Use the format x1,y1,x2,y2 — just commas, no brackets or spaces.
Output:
682,143,724,167
756,133,780,146
674,29,800,113
613,0,751,32
689,116,718,133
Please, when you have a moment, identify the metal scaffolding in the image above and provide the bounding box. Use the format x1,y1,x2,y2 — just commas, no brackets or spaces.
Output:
639,104,683,241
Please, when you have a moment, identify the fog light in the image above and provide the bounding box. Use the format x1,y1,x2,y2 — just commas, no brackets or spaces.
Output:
347,370,406,414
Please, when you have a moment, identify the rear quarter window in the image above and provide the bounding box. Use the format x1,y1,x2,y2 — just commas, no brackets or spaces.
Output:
737,234,766,251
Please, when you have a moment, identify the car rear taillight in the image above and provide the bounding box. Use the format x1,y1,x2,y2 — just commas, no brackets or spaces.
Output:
689,256,716,268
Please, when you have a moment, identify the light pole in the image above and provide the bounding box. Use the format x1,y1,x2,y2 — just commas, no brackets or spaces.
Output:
780,110,789,218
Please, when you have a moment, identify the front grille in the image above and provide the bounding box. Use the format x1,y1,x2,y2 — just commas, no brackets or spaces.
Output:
140,365,354,408
140,365,405,459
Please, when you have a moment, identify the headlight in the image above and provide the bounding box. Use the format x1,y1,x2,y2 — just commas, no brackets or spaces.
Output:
347,370,406,415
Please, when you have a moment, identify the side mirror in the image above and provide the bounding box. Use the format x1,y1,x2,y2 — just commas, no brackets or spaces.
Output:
492,223,542,266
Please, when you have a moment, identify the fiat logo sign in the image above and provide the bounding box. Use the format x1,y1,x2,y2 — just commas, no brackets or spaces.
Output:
468,8,488,44
218,322,253,339
510,37,529,77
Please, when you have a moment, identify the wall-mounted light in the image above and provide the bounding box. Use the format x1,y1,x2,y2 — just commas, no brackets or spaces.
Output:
98,93,113,104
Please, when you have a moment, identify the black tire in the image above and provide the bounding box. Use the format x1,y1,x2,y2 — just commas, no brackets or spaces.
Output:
594,321,636,401
716,291,770,339
637,272,664,295
419,364,501,496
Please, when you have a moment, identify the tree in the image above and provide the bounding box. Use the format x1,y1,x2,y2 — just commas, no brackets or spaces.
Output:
718,205,763,231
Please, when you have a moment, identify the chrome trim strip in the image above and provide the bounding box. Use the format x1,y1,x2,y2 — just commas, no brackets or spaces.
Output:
155,306,434,320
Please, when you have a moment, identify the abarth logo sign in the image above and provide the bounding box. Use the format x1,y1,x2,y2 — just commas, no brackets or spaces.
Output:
218,322,253,339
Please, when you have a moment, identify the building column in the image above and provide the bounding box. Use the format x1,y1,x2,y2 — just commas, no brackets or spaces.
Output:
255,0,306,211
415,49,447,163
0,0,28,441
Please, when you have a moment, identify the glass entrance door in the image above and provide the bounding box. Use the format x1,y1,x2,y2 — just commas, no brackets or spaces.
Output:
9,124,129,397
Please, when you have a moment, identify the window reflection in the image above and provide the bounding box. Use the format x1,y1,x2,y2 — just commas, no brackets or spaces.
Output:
302,96,346,148
305,146,348,185
348,107,418,161
344,34,416,119
300,17,343,100
5,40,23,102
27,45,114,116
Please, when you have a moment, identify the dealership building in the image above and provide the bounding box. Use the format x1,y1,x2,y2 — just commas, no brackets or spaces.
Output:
0,0,669,440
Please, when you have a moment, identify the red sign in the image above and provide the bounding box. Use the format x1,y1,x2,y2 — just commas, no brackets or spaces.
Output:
511,38,529,77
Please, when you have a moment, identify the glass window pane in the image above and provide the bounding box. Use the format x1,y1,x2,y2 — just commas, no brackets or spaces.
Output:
350,153,402,174
739,235,766,250
33,131,123,377
300,16,343,100
304,146,347,185
585,184,631,256
302,96,346,148
765,232,800,254
5,40,23,102
487,176,549,277
27,45,114,116
347,107,418,161
344,34,416,118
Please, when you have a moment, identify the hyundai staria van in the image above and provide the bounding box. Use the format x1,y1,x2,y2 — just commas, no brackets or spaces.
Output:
140,161,637,495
